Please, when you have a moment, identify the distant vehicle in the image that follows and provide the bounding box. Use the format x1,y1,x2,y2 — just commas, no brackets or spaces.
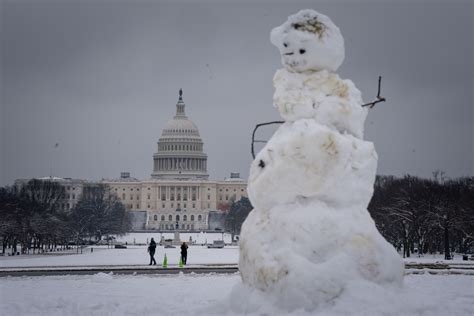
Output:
114,244,127,249
207,240,225,248
163,239,176,248
96,237,116,245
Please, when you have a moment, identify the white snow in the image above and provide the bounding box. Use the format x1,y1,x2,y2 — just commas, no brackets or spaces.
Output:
113,232,233,245
247,119,377,211
2,245,473,269
0,274,472,315
0,246,239,268
273,69,368,138
270,9,345,73
239,9,404,312
239,200,404,311
2,245,473,270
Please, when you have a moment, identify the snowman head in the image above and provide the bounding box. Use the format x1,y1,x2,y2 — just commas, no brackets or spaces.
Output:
270,9,345,73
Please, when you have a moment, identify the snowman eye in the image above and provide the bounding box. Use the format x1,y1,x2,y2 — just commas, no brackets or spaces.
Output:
283,43,288,48
299,49,306,54
258,160,266,169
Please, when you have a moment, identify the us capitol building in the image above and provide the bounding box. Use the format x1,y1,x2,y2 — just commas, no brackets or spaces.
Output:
17,90,248,231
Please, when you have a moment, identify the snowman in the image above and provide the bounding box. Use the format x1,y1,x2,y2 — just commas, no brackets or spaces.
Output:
238,9,404,311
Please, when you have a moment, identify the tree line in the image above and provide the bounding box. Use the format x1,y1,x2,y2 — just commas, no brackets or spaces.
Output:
368,174,473,258
0,180,130,255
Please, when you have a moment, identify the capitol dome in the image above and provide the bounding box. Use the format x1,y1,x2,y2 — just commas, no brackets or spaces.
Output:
151,89,209,180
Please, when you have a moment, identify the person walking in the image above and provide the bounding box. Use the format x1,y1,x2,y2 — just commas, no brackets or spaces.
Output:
148,238,157,265
180,242,188,265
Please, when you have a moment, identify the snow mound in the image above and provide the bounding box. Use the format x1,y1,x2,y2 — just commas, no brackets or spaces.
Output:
92,272,114,283
271,9,345,72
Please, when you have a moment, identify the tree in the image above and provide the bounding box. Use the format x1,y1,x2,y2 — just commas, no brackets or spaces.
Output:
455,178,474,253
22,179,66,253
0,186,22,254
70,184,130,247
224,197,253,239
368,175,401,249
368,175,474,258
0,179,66,254
426,177,473,259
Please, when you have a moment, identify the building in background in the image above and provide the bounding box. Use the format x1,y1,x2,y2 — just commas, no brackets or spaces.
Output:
16,90,247,231
103,90,247,231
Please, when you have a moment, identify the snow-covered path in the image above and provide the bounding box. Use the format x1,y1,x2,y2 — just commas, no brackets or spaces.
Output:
0,273,472,315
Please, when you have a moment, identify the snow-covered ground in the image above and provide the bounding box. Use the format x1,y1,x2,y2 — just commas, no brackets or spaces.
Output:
1,245,473,269
0,246,239,268
0,273,472,315
1,244,472,314
114,232,233,245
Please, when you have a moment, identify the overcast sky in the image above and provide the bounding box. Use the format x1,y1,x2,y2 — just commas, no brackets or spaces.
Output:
1,0,473,186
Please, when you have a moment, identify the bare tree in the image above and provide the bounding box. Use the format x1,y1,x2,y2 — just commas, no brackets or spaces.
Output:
224,197,253,240
71,184,130,248
369,175,474,258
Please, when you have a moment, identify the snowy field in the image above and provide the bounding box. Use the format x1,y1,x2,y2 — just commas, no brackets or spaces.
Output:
0,245,474,268
0,232,238,268
1,239,470,315
114,232,233,245
1,244,473,269
0,273,472,315
1,233,472,315
0,245,239,268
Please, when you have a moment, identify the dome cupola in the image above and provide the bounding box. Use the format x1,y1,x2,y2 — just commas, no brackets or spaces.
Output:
151,89,209,180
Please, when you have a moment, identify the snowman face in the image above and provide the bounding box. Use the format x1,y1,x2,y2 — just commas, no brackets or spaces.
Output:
271,9,345,73
279,30,315,71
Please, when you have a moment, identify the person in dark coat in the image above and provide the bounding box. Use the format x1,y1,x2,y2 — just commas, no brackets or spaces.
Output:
148,238,157,265
180,242,188,265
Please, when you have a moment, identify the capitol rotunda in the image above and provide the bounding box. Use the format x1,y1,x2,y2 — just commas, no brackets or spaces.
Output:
151,89,209,180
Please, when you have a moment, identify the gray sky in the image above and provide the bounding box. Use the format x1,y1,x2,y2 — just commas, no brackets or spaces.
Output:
1,0,473,186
